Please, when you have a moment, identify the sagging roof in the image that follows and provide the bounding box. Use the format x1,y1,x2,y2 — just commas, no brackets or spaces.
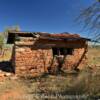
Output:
7,31,91,41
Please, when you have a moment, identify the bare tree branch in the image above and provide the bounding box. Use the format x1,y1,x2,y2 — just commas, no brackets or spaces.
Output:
76,1,100,41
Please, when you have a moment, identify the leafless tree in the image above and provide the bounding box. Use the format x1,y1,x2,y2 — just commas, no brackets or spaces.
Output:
77,0,100,41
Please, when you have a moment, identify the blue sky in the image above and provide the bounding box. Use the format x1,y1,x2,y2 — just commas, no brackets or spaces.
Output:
0,0,95,37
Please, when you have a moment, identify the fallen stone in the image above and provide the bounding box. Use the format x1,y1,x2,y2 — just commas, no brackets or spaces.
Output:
4,73,12,77
10,75,18,80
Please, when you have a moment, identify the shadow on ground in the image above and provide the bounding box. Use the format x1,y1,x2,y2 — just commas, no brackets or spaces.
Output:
0,61,14,73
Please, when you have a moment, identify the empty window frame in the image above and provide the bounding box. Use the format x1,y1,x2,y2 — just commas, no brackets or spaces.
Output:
66,48,73,55
59,48,65,55
52,48,73,56
52,48,58,55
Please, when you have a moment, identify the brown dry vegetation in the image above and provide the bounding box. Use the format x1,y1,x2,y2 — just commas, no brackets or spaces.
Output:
88,46,100,66
0,46,100,100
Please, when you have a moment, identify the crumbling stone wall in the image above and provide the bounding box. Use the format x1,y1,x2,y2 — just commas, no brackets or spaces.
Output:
8,34,88,76
62,48,87,71
11,43,87,76
5,32,89,76
14,46,53,76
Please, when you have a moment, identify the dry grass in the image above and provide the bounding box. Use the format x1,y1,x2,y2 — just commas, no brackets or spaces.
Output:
88,46,100,66
0,45,12,61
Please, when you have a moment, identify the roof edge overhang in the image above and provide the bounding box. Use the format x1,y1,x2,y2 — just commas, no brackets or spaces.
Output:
7,31,91,41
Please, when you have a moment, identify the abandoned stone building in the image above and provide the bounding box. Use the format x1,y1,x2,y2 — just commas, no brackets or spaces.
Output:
7,31,90,76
